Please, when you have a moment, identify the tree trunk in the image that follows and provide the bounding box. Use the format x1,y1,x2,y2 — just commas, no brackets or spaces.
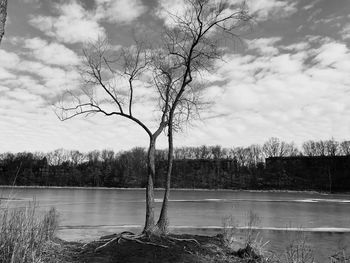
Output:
328,166,332,193
156,121,174,234
143,136,156,234
0,0,7,44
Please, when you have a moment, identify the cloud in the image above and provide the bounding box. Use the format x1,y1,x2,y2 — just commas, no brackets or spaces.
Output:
281,42,310,52
29,1,105,44
17,61,80,96
95,0,147,24
245,0,297,21
2,74,58,98
187,37,350,146
0,48,80,98
246,37,282,55
0,50,20,79
156,0,297,27
340,23,350,40
155,0,187,26
0,50,20,68
24,37,80,66
22,0,41,5
306,8,322,23
29,0,147,44
6,88,46,104
0,68,16,80
314,42,349,67
303,0,322,10
1,0,350,152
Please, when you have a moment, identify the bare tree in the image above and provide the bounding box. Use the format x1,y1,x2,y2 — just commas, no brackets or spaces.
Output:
155,0,251,234
340,141,350,155
303,139,341,157
262,137,282,157
0,0,7,44
263,137,298,158
101,149,115,163
69,150,86,166
314,140,326,156
249,144,263,165
263,138,278,157
47,149,70,166
302,140,317,156
324,138,340,156
57,39,174,234
87,150,101,163
58,0,250,236
234,145,263,167
283,142,300,156
233,147,250,167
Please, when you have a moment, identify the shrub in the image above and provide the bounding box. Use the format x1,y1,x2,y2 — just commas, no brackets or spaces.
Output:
222,210,269,261
282,234,315,263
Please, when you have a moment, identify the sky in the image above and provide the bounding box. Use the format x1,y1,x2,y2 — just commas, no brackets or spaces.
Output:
0,0,350,153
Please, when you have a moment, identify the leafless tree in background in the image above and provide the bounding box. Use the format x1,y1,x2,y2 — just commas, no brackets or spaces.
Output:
70,150,86,165
340,141,350,155
262,137,299,158
314,141,326,156
47,149,70,166
232,145,263,168
302,140,318,156
324,138,340,156
303,139,342,157
0,0,7,44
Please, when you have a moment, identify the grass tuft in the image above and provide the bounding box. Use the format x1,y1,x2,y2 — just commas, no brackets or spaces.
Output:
0,202,59,263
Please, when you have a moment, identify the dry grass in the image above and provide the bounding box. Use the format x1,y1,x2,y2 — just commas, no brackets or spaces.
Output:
222,210,270,262
222,212,350,263
222,214,240,250
330,250,349,263
0,202,59,263
279,233,315,263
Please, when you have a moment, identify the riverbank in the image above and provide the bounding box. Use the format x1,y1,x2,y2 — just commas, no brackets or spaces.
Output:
45,233,350,263
2,185,348,195
43,233,264,263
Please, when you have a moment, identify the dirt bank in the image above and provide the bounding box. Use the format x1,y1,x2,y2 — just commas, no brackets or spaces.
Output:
43,233,257,263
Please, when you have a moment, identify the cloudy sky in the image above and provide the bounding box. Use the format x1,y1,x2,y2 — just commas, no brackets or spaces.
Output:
0,0,350,153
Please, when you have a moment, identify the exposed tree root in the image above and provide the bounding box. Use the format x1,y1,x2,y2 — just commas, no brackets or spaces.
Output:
120,235,169,249
81,231,203,255
166,235,201,246
85,231,169,252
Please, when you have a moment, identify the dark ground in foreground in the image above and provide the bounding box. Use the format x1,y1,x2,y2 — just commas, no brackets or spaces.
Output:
43,234,258,263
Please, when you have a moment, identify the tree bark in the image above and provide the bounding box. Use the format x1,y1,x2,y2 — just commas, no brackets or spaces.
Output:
156,120,174,234
0,0,7,44
143,136,156,234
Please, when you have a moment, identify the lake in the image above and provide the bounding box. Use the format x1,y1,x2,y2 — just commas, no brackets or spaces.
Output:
1,187,350,262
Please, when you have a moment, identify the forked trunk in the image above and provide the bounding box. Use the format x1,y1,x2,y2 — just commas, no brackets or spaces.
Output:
143,137,156,234
156,121,174,234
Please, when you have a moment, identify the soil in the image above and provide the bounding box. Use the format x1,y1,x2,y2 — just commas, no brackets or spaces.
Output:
43,233,258,263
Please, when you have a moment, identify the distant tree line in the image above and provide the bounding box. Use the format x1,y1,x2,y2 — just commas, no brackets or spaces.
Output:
0,137,350,191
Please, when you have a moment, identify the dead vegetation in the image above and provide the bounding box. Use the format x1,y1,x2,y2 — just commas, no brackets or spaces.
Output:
0,202,59,263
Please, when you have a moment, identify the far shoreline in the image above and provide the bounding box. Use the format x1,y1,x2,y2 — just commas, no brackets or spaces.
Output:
1,185,349,195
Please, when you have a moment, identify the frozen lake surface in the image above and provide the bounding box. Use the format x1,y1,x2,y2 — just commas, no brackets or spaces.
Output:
1,187,350,261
